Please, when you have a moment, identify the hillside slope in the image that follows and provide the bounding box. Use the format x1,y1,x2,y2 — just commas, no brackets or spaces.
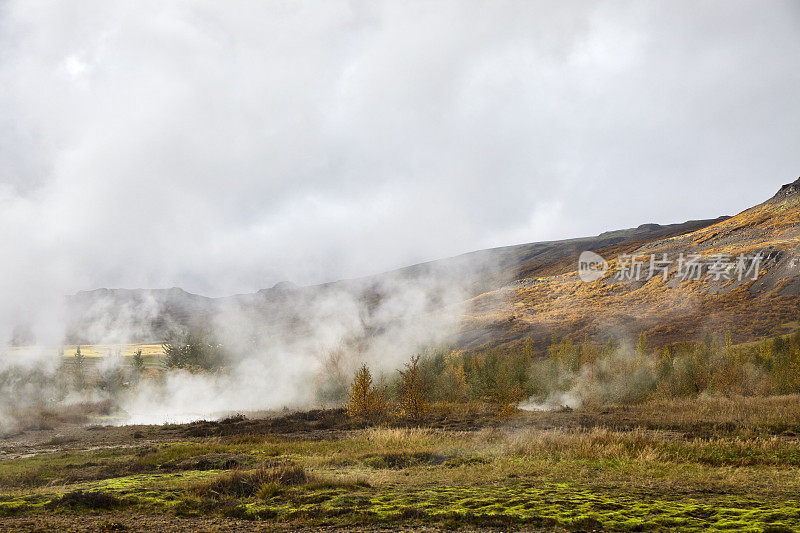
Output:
59,178,800,352
61,218,722,345
468,178,800,349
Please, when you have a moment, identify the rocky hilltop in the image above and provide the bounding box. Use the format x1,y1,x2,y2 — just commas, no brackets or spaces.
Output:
771,176,800,202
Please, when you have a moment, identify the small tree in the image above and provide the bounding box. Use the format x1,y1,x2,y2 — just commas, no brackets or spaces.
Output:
398,355,428,419
635,333,648,359
434,350,470,402
773,341,800,394
163,329,226,371
347,364,385,418
315,346,351,407
131,348,145,377
492,362,525,416
522,337,534,359
73,345,86,390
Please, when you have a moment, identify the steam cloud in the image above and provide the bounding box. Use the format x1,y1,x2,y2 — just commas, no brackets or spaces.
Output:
1,1,799,427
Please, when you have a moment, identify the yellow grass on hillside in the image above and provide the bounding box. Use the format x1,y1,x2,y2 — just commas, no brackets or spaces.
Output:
460,195,800,350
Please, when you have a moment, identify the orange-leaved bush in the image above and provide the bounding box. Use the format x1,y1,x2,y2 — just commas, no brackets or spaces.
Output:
347,364,386,418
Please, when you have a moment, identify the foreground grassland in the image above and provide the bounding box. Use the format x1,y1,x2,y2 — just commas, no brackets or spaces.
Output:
1,397,799,532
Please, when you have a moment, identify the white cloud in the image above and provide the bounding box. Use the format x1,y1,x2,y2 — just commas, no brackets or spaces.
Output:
0,0,798,340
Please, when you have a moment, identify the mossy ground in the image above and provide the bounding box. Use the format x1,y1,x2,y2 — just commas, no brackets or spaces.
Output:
1,402,800,531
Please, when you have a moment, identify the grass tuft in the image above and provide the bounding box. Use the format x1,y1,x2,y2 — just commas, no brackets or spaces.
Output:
190,461,310,499
47,490,121,510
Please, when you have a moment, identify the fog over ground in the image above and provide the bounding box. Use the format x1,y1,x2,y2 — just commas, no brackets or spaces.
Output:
1,0,799,342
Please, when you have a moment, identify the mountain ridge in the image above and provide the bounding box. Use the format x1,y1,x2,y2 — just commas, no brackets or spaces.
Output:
62,216,725,344
59,179,800,351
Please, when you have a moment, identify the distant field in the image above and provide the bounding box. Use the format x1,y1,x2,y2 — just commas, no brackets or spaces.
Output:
7,344,164,359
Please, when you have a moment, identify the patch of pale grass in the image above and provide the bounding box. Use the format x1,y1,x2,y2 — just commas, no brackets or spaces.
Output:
617,394,800,428
362,427,443,448
307,471,371,489
479,427,657,460
472,426,800,467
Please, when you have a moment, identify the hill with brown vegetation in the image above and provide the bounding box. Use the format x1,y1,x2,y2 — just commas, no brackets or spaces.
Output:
465,177,800,350
58,178,800,353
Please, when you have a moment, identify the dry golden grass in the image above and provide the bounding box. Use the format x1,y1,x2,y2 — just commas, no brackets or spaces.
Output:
5,396,800,530
476,426,800,467
615,394,800,428
190,461,311,499
7,343,163,359
362,427,440,447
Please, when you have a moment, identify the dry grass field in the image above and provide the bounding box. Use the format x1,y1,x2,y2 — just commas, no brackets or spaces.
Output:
6,344,164,359
0,396,799,532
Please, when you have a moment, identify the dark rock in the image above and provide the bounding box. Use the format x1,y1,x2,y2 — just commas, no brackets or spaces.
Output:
772,176,800,200
637,223,662,231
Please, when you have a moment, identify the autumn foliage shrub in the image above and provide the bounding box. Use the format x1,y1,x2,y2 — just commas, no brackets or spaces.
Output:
343,330,800,418
397,355,429,419
347,364,386,418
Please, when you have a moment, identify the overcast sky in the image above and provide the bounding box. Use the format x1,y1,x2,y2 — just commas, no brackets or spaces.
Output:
1,0,799,309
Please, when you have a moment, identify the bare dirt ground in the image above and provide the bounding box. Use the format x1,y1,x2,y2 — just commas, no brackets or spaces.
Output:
0,514,477,532
5,396,795,460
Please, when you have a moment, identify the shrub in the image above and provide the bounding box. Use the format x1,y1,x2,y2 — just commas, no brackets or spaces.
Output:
162,329,226,371
131,348,145,376
48,490,120,510
387,332,800,409
192,470,262,499
437,352,471,402
314,346,350,406
635,332,648,358
491,361,526,410
347,364,386,418
191,461,310,499
398,355,429,419
419,348,470,402
73,346,86,390
773,333,800,394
